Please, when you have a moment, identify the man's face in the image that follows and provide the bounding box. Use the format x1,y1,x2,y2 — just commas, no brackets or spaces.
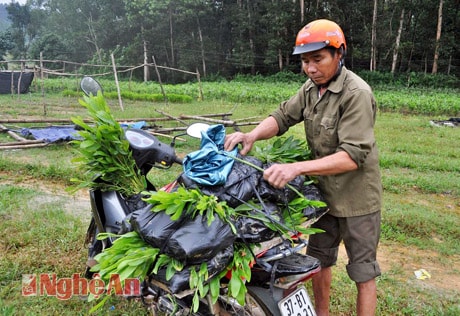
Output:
301,48,342,86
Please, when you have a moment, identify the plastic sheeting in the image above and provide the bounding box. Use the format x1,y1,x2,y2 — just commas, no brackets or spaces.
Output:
19,121,147,143
0,71,34,94
20,125,81,143
182,124,238,186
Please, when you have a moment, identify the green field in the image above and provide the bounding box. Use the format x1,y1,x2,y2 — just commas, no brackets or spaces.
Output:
0,78,459,315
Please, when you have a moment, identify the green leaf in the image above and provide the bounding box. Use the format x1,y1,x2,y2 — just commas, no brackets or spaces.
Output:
192,292,200,313
118,265,137,281
253,136,311,163
189,268,198,288
209,277,221,303
88,295,110,312
229,274,242,297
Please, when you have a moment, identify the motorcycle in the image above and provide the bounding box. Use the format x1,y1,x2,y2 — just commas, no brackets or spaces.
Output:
79,76,327,316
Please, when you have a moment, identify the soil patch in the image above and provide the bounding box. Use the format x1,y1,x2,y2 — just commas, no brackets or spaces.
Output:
1,172,91,220
337,242,460,293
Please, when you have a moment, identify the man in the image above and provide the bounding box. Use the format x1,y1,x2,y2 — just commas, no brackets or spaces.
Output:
224,19,382,316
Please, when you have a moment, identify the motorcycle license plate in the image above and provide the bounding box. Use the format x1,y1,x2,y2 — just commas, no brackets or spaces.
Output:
278,287,316,316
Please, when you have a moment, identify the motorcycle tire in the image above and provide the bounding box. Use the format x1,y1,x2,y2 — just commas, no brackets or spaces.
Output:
84,218,103,279
217,286,278,316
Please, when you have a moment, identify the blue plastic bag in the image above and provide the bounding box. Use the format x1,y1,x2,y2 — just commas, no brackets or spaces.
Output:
182,124,237,186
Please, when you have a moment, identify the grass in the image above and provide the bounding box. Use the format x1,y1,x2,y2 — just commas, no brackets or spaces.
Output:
0,184,149,315
0,80,459,315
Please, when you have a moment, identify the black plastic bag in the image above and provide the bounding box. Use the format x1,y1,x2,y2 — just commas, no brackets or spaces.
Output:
125,193,150,212
151,245,234,294
164,214,235,264
131,207,185,249
258,162,306,203
301,184,328,219
196,155,263,207
235,201,281,243
118,194,152,234
118,210,137,234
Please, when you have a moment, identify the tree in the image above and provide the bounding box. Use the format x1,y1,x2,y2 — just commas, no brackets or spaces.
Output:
391,6,405,74
0,30,14,62
2,0,457,78
432,0,443,74
28,32,69,64
27,0,129,64
370,0,378,71
6,2,32,59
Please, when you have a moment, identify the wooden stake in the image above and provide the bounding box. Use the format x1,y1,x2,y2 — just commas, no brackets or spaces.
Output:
152,55,167,104
111,53,124,111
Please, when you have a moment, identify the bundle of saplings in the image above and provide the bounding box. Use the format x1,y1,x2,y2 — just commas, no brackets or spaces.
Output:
70,93,146,196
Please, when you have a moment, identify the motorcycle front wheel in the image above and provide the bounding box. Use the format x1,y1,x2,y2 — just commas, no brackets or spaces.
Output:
217,286,281,316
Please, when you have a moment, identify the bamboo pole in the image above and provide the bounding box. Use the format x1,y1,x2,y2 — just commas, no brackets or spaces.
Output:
196,68,203,101
155,109,188,126
145,130,186,141
111,53,124,111
152,55,167,104
0,113,234,124
10,71,14,96
0,124,28,141
0,143,49,150
0,140,45,146
40,52,45,98
178,115,235,126
153,121,259,134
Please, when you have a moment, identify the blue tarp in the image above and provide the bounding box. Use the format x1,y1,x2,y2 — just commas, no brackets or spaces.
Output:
20,121,147,143
20,125,81,143
182,124,238,186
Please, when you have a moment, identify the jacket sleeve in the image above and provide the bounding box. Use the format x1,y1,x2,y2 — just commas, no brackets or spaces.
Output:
270,83,308,136
336,87,377,168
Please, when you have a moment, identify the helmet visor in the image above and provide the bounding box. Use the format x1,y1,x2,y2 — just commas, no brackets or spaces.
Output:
292,41,329,55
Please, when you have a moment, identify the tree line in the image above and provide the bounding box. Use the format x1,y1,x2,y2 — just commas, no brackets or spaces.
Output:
0,0,458,81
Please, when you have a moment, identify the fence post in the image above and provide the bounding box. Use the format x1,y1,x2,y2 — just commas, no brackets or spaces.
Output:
196,68,203,101
111,53,124,111
152,55,167,104
40,52,45,98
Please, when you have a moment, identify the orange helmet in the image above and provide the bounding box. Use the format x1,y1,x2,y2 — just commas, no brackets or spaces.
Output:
292,19,346,55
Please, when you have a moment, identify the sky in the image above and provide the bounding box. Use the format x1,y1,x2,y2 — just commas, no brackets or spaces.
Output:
0,1,27,4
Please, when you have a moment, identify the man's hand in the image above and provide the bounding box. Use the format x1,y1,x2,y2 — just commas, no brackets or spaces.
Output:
263,163,300,189
263,151,359,188
224,132,254,156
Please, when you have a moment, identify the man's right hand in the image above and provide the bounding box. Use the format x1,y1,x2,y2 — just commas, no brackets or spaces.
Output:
224,116,280,156
224,132,254,156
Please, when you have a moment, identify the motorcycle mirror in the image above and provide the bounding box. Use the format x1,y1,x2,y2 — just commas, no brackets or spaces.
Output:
81,76,103,96
186,123,210,139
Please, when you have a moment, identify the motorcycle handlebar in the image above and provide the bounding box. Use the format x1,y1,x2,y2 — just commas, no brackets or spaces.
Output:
174,156,183,165
126,122,208,171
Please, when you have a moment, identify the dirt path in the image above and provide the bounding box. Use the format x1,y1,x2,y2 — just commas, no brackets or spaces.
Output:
1,173,91,220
